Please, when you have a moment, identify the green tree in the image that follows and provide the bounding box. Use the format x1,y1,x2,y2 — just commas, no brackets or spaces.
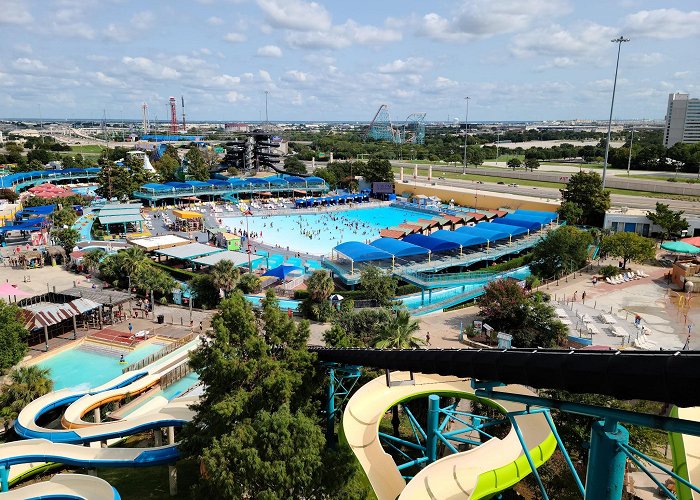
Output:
51,227,79,252
362,157,394,183
0,301,29,372
52,206,78,228
306,270,334,302
360,266,397,307
466,146,484,167
185,147,210,181
182,291,359,497
556,201,583,225
209,260,240,297
81,249,106,272
560,171,610,227
524,157,540,172
374,310,425,349
507,158,522,170
95,153,133,200
284,156,308,175
645,202,689,242
188,274,220,309
477,279,529,333
0,366,53,431
0,188,19,203
600,232,656,269
154,154,180,182
335,308,392,346
237,272,261,294
530,225,593,279
131,264,176,296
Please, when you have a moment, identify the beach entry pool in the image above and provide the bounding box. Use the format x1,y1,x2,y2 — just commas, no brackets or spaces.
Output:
221,206,428,255
36,341,167,390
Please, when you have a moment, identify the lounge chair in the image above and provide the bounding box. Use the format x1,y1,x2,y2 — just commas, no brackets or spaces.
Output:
605,277,613,284
637,269,649,277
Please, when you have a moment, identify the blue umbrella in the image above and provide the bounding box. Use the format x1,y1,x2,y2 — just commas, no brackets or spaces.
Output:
262,264,303,280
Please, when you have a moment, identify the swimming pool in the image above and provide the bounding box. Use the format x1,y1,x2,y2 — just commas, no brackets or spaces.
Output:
72,186,98,197
397,266,532,310
221,206,427,255
37,342,166,390
244,295,301,311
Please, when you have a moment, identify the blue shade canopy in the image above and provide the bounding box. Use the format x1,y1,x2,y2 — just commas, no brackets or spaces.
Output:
207,179,229,186
0,168,99,188
262,264,304,279
492,216,542,231
456,224,510,241
306,176,326,183
478,221,529,237
334,242,393,262
431,230,486,248
451,225,496,244
401,233,461,253
141,183,172,191
246,177,269,185
284,176,306,183
164,182,192,189
513,210,557,224
185,180,209,187
370,238,430,258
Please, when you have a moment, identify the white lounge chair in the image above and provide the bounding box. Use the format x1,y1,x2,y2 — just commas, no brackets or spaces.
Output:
605,277,613,284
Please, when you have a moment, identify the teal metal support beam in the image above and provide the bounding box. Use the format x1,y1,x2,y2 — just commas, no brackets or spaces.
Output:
326,367,335,446
0,466,8,492
584,419,629,500
426,395,440,463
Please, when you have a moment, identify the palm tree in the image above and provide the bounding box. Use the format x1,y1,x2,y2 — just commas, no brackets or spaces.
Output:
374,310,425,349
118,247,148,277
82,249,106,273
0,366,53,431
306,270,334,302
210,260,241,297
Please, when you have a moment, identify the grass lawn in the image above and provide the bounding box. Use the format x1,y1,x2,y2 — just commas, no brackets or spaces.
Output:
69,145,106,154
97,459,199,499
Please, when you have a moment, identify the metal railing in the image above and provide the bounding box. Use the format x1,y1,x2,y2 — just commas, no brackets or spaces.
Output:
160,361,192,389
121,331,198,374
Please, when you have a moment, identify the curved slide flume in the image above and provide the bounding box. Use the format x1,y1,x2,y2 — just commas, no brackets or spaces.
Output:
14,338,200,443
1,474,120,500
343,372,556,500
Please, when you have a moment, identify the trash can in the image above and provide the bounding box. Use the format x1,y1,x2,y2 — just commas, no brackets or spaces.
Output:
157,314,164,324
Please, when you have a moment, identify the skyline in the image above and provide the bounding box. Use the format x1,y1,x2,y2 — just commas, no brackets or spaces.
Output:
0,0,698,122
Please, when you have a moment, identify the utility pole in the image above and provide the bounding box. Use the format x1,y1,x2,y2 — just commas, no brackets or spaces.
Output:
602,36,630,189
626,126,634,176
462,96,470,175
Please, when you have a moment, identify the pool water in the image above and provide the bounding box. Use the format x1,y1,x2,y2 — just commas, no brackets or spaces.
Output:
72,186,98,197
397,267,532,309
161,372,199,400
222,206,427,255
37,342,166,390
244,295,301,311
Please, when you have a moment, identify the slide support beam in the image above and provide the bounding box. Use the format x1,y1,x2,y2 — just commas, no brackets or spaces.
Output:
584,419,628,500
0,466,9,492
426,395,440,463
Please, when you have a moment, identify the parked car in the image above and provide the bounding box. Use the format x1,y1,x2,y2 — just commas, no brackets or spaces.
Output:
509,183,519,187
497,181,505,185
476,180,484,184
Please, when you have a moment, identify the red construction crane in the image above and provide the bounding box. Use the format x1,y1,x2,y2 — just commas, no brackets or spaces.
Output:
169,97,178,133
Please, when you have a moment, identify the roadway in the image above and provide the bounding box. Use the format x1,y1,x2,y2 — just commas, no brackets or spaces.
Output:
398,175,700,215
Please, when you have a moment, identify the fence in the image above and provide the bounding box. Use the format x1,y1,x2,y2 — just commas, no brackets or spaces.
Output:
122,331,198,374
160,361,192,389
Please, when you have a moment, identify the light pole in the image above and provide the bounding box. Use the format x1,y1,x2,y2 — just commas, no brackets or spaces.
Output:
602,36,630,189
626,126,634,176
264,91,269,131
496,130,501,160
462,96,470,175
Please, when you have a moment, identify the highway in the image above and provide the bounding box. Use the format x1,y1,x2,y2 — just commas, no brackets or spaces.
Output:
397,175,700,215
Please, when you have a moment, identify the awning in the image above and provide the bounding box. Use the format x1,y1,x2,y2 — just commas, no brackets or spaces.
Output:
370,238,430,258
22,298,101,329
334,242,393,262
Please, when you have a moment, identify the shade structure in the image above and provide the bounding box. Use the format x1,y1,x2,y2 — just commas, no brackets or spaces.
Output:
492,215,542,232
262,264,304,279
334,242,393,262
681,237,700,248
0,283,32,298
456,224,510,242
512,210,557,224
402,233,461,253
479,221,529,237
661,241,700,254
369,238,430,258
450,226,493,245
431,230,485,248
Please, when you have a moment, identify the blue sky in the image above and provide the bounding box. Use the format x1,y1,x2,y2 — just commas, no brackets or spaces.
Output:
0,0,698,122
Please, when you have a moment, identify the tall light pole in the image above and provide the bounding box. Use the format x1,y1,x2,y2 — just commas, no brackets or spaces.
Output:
264,91,269,130
602,36,630,189
462,96,470,174
626,126,634,176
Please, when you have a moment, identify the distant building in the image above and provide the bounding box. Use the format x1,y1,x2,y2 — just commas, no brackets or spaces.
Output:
225,123,250,133
664,93,700,147
604,207,700,238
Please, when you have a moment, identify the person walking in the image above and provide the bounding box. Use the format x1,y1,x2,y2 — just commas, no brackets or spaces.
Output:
128,322,133,336
581,291,586,304
426,332,431,346
199,321,203,334
573,291,578,302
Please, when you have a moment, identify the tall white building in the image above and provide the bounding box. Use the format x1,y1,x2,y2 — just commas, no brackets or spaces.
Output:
664,92,700,147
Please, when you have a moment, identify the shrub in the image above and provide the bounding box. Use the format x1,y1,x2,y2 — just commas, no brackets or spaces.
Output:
599,265,619,278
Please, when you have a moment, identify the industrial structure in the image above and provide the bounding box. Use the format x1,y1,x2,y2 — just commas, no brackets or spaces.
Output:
664,92,700,147
141,102,149,134
368,104,426,145
181,96,186,132
220,132,282,173
168,97,178,134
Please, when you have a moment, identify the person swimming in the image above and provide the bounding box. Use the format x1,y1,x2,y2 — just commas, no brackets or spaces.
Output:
119,354,127,364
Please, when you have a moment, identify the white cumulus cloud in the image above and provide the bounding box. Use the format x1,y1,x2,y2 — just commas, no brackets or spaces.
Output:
624,9,700,39
257,45,283,57
257,0,332,31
